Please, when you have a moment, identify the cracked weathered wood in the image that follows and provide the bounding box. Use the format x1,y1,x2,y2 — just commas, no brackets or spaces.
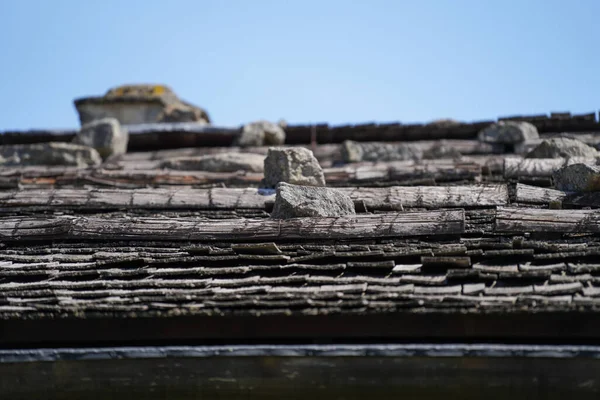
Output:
514,183,600,208
504,157,597,178
514,184,565,204
337,185,507,209
0,160,483,188
0,187,270,210
0,210,465,241
327,160,482,185
117,144,340,166
117,140,503,164
0,185,507,212
495,207,600,233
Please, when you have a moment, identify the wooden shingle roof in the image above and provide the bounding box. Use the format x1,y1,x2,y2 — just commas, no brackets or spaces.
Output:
3,111,600,346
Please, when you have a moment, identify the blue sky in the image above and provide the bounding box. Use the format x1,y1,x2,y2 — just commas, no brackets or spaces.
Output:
0,0,598,130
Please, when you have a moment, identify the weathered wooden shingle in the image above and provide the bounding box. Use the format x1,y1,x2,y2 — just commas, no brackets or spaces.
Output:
4,117,600,324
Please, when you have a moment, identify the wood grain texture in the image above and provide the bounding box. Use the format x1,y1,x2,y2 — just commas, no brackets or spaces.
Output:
116,140,503,164
337,185,507,209
327,160,482,185
504,157,597,178
0,210,465,241
514,184,565,204
0,185,507,211
495,207,600,233
0,160,483,188
0,188,270,210
525,192,600,209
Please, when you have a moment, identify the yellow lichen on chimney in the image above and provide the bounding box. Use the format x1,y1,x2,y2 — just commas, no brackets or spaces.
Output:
152,85,166,96
105,84,173,98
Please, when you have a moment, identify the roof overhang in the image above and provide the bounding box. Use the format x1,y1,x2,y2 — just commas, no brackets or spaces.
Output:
2,344,600,399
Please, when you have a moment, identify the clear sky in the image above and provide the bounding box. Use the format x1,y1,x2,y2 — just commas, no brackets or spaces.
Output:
1,0,598,130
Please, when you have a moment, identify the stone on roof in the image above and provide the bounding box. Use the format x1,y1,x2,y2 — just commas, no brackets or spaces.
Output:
526,137,598,159
263,147,325,187
73,117,128,159
478,121,539,144
236,121,286,147
553,163,600,192
5,108,600,345
271,182,356,219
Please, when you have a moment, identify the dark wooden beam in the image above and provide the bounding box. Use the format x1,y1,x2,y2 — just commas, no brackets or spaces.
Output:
3,312,600,348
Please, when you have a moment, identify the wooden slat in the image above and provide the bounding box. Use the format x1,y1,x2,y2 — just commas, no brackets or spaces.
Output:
0,129,76,145
0,125,241,151
327,160,482,186
515,184,600,208
0,210,465,241
0,185,507,211
504,157,596,178
514,184,565,204
0,160,483,188
338,185,507,208
495,207,600,233
0,188,250,210
116,140,503,165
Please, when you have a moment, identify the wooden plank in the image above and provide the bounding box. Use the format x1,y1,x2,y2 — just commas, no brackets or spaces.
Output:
0,186,506,211
0,160,483,188
118,144,340,164
461,155,506,173
514,184,565,204
0,210,464,241
328,160,482,185
0,129,77,145
0,125,241,151
286,122,488,143
338,185,507,209
515,184,600,208
114,140,503,169
387,160,481,183
4,347,600,400
495,207,600,233
504,157,596,178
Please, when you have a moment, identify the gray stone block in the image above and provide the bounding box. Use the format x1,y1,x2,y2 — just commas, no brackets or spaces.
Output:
271,182,356,219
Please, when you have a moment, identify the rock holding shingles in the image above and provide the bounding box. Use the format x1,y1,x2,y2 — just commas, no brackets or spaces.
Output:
553,163,600,192
236,121,286,147
341,141,423,163
271,182,356,219
161,153,265,172
73,118,129,159
478,121,539,144
263,147,325,187
0,142,102,167
526,137,598,159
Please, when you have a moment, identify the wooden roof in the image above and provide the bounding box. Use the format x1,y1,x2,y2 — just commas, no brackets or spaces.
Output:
3,111,600,345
